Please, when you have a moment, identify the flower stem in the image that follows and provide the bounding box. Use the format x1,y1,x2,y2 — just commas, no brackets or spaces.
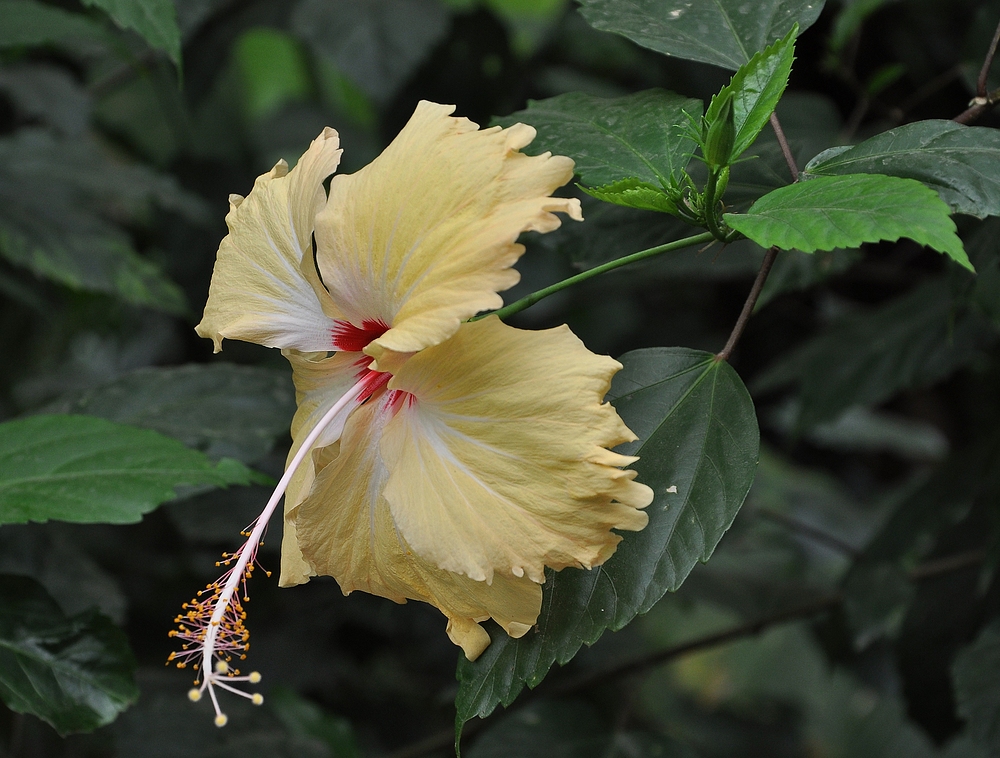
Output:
483,231,716,322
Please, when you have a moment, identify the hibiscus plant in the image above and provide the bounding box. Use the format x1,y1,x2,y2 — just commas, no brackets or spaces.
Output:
1,0,1000,756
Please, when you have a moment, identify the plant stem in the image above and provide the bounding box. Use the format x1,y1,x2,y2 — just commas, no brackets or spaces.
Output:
710,113,794,362
954,86,1000,124
977,16,1000,99
482,231,715,322
391,546,985,758
550,593,843,697
552,547,985,697
769,113,799,182
954,14,1000,124
715,247,778,361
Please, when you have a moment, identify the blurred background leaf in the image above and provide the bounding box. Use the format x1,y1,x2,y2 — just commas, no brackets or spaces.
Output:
0,415,255,525
0,575,138,735
2,0,1000,755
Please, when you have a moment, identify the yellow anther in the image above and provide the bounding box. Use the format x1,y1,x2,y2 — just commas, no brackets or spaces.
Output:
248,671,261,684
188,688,202,702
215,661,229,674
214,713,228,727
251,693,264,706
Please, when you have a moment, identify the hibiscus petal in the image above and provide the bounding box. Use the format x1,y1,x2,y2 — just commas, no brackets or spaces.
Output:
380,317,653,584
196,128,344,353
313,100,582,372
287,391,541,658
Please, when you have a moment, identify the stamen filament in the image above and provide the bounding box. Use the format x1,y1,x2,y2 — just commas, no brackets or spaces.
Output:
199,377,367,671
173,375,371,725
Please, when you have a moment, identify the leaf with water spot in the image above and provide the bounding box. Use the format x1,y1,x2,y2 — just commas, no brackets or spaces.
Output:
455,348,759,730
576,0,825,70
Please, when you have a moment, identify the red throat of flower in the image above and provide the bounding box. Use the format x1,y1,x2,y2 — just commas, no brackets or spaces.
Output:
331,319,390,353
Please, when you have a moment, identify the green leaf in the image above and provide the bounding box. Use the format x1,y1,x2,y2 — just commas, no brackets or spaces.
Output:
234,28,312,122
270,687,363,758
291,0,449,104
864,62,906,96
581,177,679,214
576,0,824,70
954,621,1000,753
842,561,914,649
0,526,127,624
41,364,297,464
494,89,703,189
455,348,758,725
468,700,697,758
0,65,92,138
704,26,797,164
724,174,972,270
803,120,1000,220
0,574,137,735
0,1,107,49
0,130,205,313
723,92,844,211
970,220,1000,328
80,0,181,66
779,406,949,460
0,415,255,526
828,0,895,55
754,279,996,427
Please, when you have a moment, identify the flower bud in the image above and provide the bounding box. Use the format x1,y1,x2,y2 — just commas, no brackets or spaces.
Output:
704,94,736,169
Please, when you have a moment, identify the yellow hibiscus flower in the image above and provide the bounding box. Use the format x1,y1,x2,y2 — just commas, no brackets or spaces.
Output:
170,101,653,725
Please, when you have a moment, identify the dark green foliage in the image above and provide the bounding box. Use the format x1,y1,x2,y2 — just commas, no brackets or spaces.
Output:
804,121,1000,219
0,130,205,313
467,699,697,758
40,364,297,463
4,0,1000,755
0,415,254,525
754,279,996,427
954,622,1000,753
0,1,108,48
80,0,181,66
0,575,137,735
291,0,450,104
495,89,702,189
